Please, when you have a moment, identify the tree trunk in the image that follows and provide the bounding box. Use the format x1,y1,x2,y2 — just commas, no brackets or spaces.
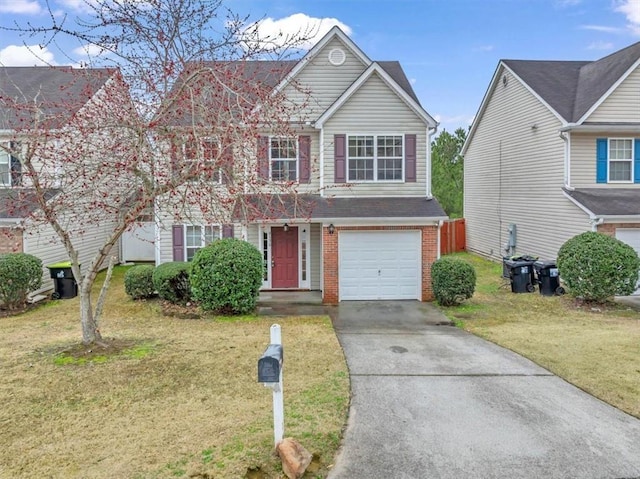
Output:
80,287,102,344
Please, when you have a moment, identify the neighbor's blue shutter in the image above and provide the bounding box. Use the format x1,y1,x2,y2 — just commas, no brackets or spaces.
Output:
596,138,607,184
634,139,640,183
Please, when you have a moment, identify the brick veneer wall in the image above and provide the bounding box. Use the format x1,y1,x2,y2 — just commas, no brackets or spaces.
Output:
0,227,24,254
322,225,438,304
597,223,640,237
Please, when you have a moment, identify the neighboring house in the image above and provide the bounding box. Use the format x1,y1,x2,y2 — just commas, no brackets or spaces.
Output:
0,66,122,293
463,42,640,276
157,27,446,302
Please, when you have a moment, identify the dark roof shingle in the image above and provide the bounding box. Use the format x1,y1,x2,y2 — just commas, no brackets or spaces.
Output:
503,41,640,123
565,188,640,217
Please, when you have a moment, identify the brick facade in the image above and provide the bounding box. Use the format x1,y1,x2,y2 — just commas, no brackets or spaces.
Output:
0,227,24,254
322,225,439,304
597,223,640,237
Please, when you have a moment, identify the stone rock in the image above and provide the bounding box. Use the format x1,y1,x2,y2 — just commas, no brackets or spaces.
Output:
276,438,313,479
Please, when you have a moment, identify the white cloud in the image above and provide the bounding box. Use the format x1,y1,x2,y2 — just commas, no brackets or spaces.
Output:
587,41,614,50
241,13,352,51
614,0,640,35
473,45,494,52
556,0,582,6
0,0,42,14
56,0,96,13
0,44,57,66
580,24,624,33
409,78,417,86
73,43,107,57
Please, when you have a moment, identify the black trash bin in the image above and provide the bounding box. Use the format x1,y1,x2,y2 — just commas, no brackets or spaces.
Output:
47,262,78,299
533,260,564,296
504,258,535,293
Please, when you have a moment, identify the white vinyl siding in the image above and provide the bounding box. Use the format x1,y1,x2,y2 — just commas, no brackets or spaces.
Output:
571,133,640,188
23,220,120,295
282,37,367,120
585,65,640,123
464,67,592,261
324,73,427,196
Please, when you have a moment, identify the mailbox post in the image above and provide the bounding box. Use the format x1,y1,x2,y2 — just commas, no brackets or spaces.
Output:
258,324,284,446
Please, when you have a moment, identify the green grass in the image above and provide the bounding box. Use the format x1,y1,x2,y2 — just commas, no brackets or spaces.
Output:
0,266,349,478
439,252,640,418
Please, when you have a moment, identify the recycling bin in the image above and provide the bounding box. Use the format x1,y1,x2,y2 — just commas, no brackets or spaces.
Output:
504,258,535,293
47,262,78,299
533,260,564,296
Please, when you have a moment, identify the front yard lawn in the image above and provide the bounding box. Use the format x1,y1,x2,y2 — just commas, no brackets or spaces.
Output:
440,253,640,419
0,266,349,478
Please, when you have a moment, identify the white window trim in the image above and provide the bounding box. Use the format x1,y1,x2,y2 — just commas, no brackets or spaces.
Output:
607,137,634,184
0,142,12,187
346,133,405,183
259,223,310,290
184,224,222,261
269,136,299,182
183,137,223,184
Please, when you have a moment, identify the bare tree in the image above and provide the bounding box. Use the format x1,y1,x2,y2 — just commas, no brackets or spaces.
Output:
1,0,313,344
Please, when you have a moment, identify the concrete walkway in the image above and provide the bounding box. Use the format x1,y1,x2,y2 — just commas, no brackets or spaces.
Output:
327,301,640,479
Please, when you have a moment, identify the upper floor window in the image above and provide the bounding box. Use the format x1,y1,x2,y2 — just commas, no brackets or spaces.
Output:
0,142,22,187
347,135,403,182
270,137,298,181
185,224,220,261
608,139,633,182
0,148,10,187
182,137,221,183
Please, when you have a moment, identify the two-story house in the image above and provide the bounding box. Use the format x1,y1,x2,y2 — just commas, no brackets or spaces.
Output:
0,66,124,294
463,42,640,271
156,27,445,303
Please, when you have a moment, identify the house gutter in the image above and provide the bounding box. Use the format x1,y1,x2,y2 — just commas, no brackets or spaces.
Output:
560,123,640,133
590,217,604,232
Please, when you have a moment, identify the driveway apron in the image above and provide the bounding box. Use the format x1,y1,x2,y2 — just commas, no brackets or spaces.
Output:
327,301,640,479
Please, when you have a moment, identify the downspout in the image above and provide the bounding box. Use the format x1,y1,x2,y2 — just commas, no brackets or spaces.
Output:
590,217,604,232
153,197,161,266
319,125,324,197
436,220,443,260
560,131,573,190
426,125,438,198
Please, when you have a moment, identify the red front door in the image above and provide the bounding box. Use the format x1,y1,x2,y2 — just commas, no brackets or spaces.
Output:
271,227,298,289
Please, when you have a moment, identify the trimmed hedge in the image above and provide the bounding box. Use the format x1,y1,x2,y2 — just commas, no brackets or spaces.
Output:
152,262,191,304
431,257,476,306
557,231,640,302
190,238,263,314
124,265,156,300
0,253,42,310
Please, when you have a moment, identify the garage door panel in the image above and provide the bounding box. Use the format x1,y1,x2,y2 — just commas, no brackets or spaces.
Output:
339,230,421,301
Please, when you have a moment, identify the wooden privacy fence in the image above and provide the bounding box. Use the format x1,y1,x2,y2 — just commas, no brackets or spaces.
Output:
440,218,466,255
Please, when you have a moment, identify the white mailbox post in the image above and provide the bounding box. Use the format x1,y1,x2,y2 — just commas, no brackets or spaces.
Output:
257,324,284,446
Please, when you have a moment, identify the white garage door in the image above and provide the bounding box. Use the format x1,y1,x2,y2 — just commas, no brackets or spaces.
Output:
339,230,421,300
615,228,640,295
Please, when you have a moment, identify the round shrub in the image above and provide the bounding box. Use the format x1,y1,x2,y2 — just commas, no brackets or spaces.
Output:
152,262,191,304
124,265,156,300
190,238,263,314
557,231,640,302
0,253,42,310
431,257,476,306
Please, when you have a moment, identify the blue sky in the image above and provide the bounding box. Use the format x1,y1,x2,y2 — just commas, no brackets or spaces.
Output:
1,0,639,133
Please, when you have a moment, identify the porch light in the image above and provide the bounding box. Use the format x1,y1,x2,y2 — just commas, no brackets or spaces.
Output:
328,224,335,235
283,223,290,232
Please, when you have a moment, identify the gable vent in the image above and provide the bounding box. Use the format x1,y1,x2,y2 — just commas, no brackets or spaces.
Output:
328,48,346,66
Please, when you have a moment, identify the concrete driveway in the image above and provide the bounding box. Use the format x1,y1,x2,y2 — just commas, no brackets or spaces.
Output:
327,301,640,479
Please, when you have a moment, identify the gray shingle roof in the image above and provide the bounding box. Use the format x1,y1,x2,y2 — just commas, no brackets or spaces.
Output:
234,194,447,222
0,188,59,219
564,188,640,217
503,41,640,123
377,61,420,105
0,67,115,129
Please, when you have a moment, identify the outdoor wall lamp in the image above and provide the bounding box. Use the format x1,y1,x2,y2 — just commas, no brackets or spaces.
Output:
283,223,290,232
328,224,335,235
